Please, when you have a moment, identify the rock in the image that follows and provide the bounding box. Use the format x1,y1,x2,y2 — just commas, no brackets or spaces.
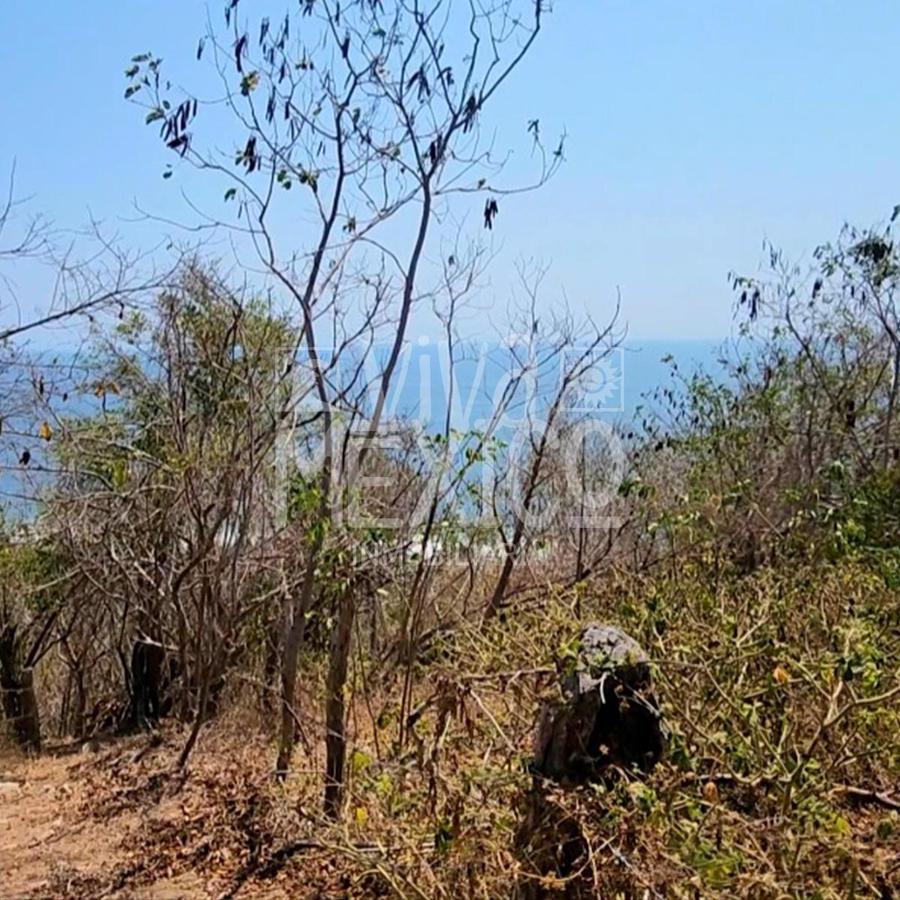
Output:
531,624,665,783
80,738,101,755
0,781,22,800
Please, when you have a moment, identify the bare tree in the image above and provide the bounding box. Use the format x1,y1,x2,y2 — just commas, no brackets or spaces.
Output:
125,0,566,810
0,163,168,345
0,163,179,749
39,266,298,763
483,276,621,621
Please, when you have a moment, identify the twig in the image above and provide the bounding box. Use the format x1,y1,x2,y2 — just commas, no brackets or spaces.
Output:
831,784,900,811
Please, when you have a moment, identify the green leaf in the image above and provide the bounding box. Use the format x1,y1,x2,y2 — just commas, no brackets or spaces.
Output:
299,169,318,192
111,458,128,490
434,820,454,856
240,71,260,96
124,65,139,78
145,108,165,125
224,188,237,201
350,749,371,774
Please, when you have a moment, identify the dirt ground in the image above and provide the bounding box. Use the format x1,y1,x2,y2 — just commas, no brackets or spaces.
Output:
1,746,205,899
0,731,351,900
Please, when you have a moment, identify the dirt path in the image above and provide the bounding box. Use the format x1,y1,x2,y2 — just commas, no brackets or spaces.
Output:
1,748,125,898
0,735,347,900
0,747,229,899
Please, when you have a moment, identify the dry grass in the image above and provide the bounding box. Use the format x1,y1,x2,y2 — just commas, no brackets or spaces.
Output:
3,558,898,898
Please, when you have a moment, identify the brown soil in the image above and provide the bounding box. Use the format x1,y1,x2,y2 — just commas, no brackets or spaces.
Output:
0,729,355,900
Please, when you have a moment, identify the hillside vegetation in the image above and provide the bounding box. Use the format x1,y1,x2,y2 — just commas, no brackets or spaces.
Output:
1,2,899,897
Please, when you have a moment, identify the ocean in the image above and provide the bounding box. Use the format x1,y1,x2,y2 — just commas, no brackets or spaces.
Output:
1,338,723,523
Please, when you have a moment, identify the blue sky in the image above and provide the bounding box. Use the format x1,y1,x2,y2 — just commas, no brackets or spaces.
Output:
2,1,899,339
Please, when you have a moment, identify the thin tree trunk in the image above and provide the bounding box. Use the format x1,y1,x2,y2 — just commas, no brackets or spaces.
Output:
16,669,41,752
275,536,322,777
883,341,900,466
324,586,355,818
178,660,211,769
72,669,86,738
486,525,523,621
575,434,587,588
261,604,282,713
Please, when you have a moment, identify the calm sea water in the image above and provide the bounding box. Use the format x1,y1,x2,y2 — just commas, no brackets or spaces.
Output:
355,337,722,433
1,338,723,521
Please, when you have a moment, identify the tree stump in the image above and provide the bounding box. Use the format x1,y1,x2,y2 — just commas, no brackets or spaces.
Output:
516,624,665,898
533,624,664,782
1,667,42,753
